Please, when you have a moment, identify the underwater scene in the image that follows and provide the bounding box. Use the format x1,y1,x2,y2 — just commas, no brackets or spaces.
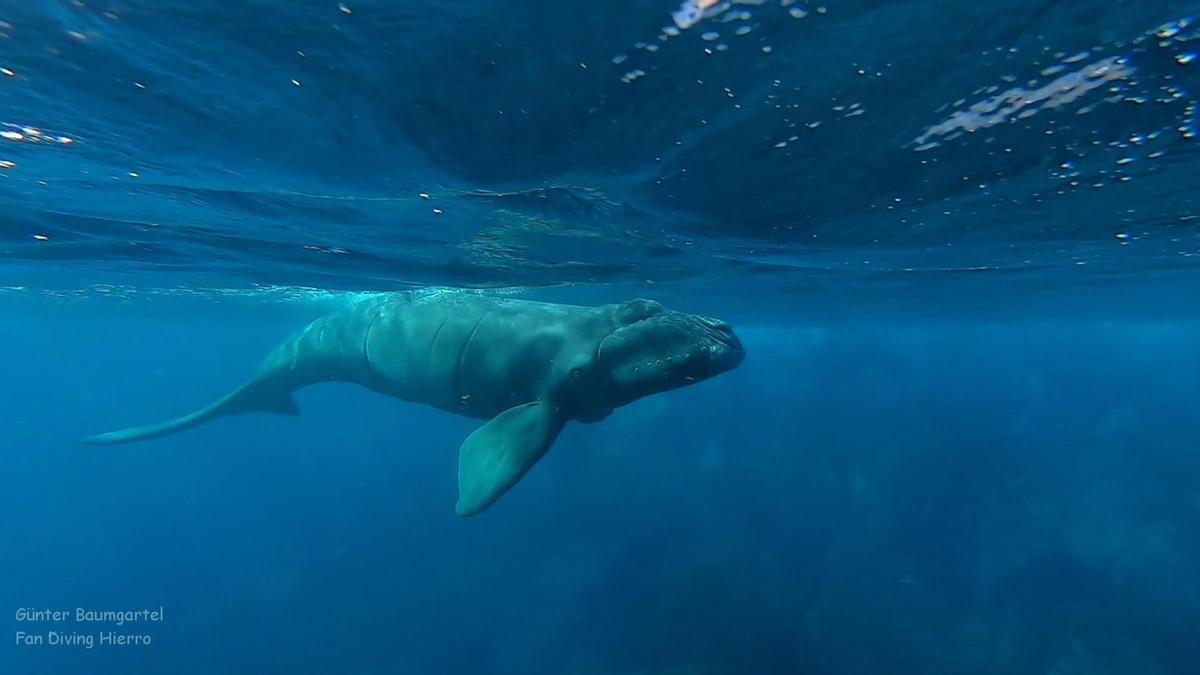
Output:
3,1,1200,673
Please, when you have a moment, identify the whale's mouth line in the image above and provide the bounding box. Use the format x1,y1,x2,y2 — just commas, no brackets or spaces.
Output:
594,318,645,364
596,315,742,364
594,332,615,365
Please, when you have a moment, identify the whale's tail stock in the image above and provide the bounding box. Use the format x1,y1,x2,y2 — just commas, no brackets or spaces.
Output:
83,380,299,445
84,319,328,445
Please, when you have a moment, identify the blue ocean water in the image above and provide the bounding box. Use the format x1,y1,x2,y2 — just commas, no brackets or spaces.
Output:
2,1,1200,673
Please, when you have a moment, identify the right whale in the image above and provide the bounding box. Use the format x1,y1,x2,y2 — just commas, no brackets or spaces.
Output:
85,292,746,515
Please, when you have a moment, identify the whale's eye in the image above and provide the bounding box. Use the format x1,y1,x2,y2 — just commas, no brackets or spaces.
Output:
565,353,593,381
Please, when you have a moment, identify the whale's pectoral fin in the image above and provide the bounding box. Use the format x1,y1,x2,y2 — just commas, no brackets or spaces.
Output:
455,400,566,516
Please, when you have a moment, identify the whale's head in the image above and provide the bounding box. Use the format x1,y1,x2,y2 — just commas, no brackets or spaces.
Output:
574,299,744,416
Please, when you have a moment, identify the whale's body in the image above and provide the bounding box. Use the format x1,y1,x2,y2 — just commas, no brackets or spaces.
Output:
87,292,745,515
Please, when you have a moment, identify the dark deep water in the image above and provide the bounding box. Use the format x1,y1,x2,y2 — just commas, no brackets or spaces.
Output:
3,1,1200,674
5,300,1200,675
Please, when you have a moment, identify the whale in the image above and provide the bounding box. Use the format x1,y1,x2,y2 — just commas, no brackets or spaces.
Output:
85,292,746,515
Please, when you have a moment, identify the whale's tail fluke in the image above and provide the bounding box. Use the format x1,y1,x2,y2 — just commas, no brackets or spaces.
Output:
84,383,299,446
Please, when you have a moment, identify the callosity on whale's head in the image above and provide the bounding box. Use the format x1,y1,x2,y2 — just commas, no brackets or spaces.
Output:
592,298,745,408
